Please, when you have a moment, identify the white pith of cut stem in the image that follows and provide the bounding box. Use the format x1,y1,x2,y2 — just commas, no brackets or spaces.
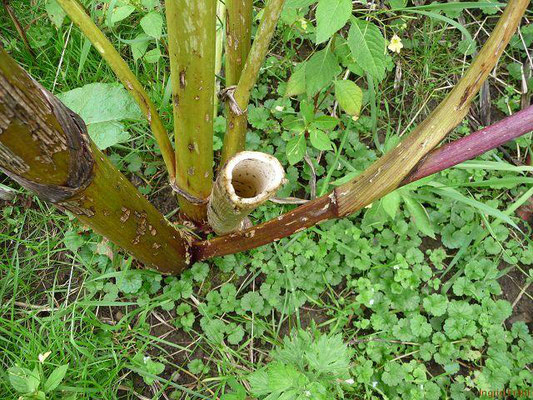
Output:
208,151,285,234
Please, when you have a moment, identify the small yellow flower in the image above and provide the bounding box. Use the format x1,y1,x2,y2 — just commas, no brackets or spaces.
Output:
38,351,51,364
300,18,308,31
388,34,403,54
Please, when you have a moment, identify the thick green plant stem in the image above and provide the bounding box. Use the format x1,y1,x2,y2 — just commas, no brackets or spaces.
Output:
56,0,176,181
165,0,216,224
214,0,227,115
193,0,530,260
335,0,530,216
220,0,284,164
220,0,253,159
0,49,190,273
225,0,253,86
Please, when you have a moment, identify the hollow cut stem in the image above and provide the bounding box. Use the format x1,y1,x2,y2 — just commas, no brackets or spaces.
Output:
193,0,531,260
56,0,176,180
208,151,285,234
194,107,533,260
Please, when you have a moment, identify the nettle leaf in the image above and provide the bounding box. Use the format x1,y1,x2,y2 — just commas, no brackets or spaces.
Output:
381,190,401,219
285,62,306,97
334,80,363,117
315,0,352,44
43,364,68,393
144,47,162,63
45,0,66,28
285,0,317,8
311,115,338,130
140,12,163,39
401,194,435,238
305,49,341,96
111,5,136,25
130,33,151,61
57,83,142,150
347,19,386,81
286,134,307,165
309,129,332,151
8,366,40,394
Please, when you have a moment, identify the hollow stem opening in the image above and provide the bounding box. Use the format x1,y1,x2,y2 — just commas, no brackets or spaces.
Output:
208,151,285,234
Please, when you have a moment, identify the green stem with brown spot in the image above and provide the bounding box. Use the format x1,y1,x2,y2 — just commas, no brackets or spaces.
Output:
0,48,190,274
220,0,285,164
165,0,216,224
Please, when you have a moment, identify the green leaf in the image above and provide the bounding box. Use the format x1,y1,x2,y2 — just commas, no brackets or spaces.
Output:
200,317,226,343
63,230,84,252
311,115,338,130
315,0,352,44
286,134,307,165
431,186,520,230
410,315,432,338
305,334,352,376
43,364,68,393
117,271,143,294
507,62,523,81
285,63,306,97
309,129,332,151
188,359,208,375
111,5,135,25
334,80,363,117
140,12,163,39
401,194,435,238
8,366,40,394
381,362,406,387
285,0,317,8
130,33,151,61
45,0,66,28
305,49,341,96
144,47,161,63
88,121,131,150
347,19,386,81
423,294,448,316
387,0,406,9
381,191,401,219
142,0,158,10
132,353,165,385
57,83,142,150
227,324,245,345
240,292,264,314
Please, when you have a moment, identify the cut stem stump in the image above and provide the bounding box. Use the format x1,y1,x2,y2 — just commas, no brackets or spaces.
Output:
193,0,531,260
208,151,285,235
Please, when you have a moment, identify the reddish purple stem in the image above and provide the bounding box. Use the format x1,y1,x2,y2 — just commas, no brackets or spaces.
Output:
404,105,533,184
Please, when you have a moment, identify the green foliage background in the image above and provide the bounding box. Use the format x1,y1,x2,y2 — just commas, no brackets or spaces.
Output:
0,0,532,399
